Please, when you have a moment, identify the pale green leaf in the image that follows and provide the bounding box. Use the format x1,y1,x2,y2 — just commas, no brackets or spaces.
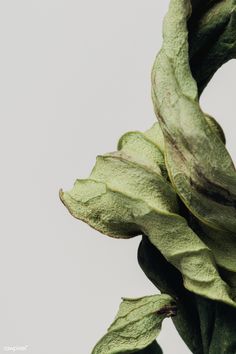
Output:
91,294,175,354
152,0,236,233
60,125,236,307
61,1,236,352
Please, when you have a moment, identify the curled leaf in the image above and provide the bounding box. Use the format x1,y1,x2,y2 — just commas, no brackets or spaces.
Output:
61,0,236,352
60,124,236,308
189,0,236,93
152,0,236,233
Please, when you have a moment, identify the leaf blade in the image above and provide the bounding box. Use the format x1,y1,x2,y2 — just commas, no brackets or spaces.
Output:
152,0,236,233
91,295,175,354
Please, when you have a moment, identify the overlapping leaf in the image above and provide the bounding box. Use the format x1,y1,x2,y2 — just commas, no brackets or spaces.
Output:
61,1,236,353
60,122,236,308
138,236,204,354
189,0,236,93
152,0,236,233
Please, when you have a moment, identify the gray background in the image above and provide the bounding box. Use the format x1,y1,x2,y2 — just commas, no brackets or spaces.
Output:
0,1,235,353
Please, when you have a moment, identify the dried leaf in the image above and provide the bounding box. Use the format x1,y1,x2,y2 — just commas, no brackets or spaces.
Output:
91,294,175,354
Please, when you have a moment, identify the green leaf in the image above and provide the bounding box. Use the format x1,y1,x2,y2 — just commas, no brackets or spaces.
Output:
152,0,236,233
133,341,163,354
209,302,236,354
195,296,216,354
196,223,236,274
60,131,236,307
189,0,236,93
138,236,204,354
194,296,236,354
117,126,167,178
61,1,236,352
91,294,175,354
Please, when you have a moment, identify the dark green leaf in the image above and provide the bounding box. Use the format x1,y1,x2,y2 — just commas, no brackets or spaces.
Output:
133,341,163,354
138,236,204,354
209,303,236,354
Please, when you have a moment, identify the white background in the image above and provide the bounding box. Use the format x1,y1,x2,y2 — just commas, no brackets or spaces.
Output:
0,1,235,353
